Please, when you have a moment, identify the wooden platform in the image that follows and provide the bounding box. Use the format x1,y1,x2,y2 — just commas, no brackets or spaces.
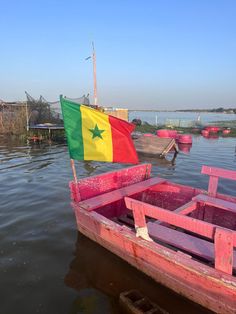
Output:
134,136,178,157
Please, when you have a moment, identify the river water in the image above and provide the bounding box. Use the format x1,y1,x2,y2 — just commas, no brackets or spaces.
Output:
1,135,236,314
129,111,236,125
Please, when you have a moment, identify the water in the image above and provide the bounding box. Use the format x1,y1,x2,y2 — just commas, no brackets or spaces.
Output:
1,135,236,314
129,111,236,125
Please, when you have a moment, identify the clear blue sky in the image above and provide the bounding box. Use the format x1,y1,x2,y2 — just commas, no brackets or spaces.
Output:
1,0,236,109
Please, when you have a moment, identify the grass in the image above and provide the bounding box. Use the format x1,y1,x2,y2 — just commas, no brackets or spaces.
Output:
134,123,236,137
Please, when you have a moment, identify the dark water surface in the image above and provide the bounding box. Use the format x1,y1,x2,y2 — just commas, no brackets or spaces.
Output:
1,136,236,314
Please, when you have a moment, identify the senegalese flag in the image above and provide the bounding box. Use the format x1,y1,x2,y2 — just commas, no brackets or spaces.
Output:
60,96,139,164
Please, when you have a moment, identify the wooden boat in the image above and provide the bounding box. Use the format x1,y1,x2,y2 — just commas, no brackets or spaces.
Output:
134,135,178,157
69,164,236,313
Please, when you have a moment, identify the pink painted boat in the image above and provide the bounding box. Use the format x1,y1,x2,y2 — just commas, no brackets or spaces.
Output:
69,164,236,313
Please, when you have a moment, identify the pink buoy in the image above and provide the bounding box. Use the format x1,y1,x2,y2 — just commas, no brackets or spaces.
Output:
157,129,178,139
201,130,209,137
223,129,231,135
205,126,220,133
178,143,192,154
156,129,170,138
167,130,178,139
178,134,192,144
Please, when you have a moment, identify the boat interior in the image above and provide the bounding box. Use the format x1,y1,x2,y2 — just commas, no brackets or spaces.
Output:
75,164,236,276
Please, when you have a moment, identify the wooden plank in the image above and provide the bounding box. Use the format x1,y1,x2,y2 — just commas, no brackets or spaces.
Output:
208,176,219,196
193,194,236,214
214,228,234,274
148,222,213,260
173,201,197,215
125,197,236,245
148,222,236,270
202,165,236,181
160,139,176,157
79,177,166,211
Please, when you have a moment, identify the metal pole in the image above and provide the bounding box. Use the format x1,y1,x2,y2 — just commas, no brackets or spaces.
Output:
92,42,98,106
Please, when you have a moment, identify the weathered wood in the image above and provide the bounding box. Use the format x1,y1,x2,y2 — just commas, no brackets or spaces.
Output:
148,222,236,269
125,197,216,240
202,165,236,196
202,165,236,181
125,197,236,246
173,201,197,215
214,228,234,274
134,136,177,157
69,164,236,313
70,163,152,202
79,177,166,211
208,176,219,196
193,194,236,214
74,207,236,314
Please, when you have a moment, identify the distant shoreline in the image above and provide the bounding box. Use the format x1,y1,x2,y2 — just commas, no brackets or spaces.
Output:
129,109,236,113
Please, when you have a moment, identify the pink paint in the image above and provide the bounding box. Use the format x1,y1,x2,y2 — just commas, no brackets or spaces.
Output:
178,143,192,154
205,126,221,133
156,129,178,139
201,129,209,137
223,129,231,135
167,130,178,139
69,163,236,313
156,129,170,138
177,134,192,144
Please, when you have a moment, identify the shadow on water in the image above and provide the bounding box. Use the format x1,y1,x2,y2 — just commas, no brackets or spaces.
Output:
65,232,213,314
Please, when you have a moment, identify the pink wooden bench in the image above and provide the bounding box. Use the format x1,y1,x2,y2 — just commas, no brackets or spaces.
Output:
147,221,236,269
201,165,236,197
125,196,236,275
192,194,236,214
79,177,166,211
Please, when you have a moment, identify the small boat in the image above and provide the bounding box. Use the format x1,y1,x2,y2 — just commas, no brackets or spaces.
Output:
70,164,236,313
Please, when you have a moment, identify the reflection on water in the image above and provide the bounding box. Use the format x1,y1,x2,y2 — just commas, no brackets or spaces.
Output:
0,135,235,314
65,233,211,314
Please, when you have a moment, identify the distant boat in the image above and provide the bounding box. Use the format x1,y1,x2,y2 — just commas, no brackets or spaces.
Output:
69,164,236,313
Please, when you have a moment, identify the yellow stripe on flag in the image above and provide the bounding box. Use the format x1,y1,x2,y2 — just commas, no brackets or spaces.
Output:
80,106,113,161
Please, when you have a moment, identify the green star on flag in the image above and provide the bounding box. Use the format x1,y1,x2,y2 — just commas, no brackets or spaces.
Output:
89,124,105,139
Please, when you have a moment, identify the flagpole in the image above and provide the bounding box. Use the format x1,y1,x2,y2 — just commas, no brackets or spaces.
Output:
70,159,78,184
92,42,98,107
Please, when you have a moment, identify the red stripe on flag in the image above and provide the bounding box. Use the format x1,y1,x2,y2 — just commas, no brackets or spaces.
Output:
109,115,139,164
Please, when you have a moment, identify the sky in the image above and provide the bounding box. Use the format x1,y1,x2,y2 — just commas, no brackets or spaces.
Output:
0,0,236,109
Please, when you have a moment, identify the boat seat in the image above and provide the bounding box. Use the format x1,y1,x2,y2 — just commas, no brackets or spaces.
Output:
78,177,166,211
192,194,236,214
147,221,236,269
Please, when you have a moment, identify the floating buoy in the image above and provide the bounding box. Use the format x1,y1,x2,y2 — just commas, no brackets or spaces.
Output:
156,129,170,138
157,129,178,139
167,130,178,139
178,134,192,144
204,126,220,133
222,129,231,135
178,143,192,154
201,130,209,137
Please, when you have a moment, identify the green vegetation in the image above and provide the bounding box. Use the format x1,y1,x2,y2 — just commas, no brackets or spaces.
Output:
134,123,236,137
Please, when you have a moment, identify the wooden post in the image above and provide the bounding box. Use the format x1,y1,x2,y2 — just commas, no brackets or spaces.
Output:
70,159,78,184
208,176,218,197
214,228,233,274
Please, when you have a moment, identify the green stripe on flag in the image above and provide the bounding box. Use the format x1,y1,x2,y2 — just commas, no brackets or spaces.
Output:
60,97,84,160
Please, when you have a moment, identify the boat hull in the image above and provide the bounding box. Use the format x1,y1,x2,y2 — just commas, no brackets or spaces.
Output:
73,206,236,314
